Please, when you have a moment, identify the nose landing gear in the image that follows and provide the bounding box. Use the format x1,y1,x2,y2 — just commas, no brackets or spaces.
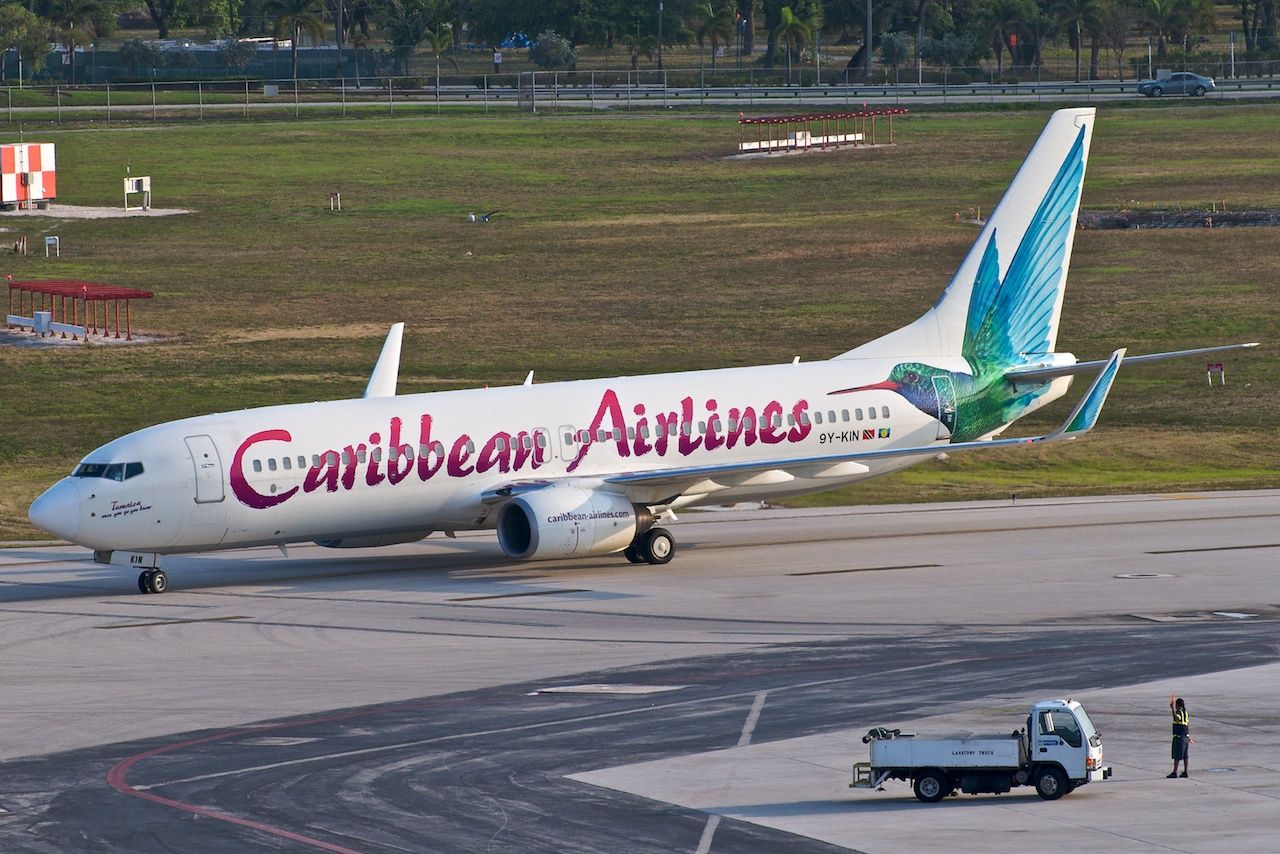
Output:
138,569,168,594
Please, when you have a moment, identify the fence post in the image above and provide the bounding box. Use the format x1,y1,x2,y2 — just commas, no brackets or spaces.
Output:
6,87,9,124
341,77,346,117
662,70,668,108
56,85,61,123
244,79,249,118
626,70,631,111
198,80,203,119
294,78,299,117
590,70,594,110
483,73,488,113
106,82,111,121
388,76,393,114
152,81,157,121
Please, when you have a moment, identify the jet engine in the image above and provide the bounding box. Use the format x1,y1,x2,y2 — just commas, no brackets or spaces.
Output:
496,485,650,560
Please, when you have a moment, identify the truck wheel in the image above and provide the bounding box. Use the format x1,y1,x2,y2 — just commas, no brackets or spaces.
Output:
1035,767,1068,800
913,770,947,803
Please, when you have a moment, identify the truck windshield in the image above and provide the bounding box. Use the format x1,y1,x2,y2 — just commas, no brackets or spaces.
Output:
1075,705,1101,746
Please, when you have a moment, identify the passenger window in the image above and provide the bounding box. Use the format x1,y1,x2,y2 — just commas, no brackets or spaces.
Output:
669,422,679,436
626,427,635,440
536,432,547,448
312,454,321,467
640,425,651,438
596,429,607,442
815,411,823,425
868,408,876,420
252,460,263,473
282,457,291,471
698,421,706,434
728,418,738,431
855,408,863,420
372,448,382,462
124,462,144,479
562,432,573,445
297,456,306,469
404,447,414,461
578,429,590,442
828,410,836,422
466,440,475,454
787,414,795,427
682,422,692,436
611,429,621,442
356,449,367,464
841,410,850,422
744,417,756,430
418,444,429,458
341,452,351,466
497,437,507,451
710,416,721,432
268,458,278,472
882,406,890,419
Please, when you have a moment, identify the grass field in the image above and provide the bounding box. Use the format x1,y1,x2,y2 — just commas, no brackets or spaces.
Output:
1,104,1277,539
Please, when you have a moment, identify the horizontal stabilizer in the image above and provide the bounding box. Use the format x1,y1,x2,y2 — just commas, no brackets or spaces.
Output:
364,322,404,399
1006,342,1258,384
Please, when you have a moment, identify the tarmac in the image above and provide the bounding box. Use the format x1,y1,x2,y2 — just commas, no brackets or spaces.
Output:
0,489,1277,852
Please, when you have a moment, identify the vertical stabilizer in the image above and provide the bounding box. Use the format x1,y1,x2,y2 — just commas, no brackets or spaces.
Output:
839,107,1095,366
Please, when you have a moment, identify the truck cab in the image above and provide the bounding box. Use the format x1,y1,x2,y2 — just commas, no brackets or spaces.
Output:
1027,698,1108,798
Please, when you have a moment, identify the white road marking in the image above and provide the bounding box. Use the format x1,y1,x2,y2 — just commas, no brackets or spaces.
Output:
737,692,767,747
693,815,721,854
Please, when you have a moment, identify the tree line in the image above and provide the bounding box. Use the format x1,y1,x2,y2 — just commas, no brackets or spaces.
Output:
0,0,1275,84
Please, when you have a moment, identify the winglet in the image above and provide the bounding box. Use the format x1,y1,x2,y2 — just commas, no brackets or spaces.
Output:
364,323,404,398
1047,348,1125,440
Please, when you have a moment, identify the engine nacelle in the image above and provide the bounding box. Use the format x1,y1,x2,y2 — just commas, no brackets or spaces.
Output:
496,486,649,560
314,531,432,549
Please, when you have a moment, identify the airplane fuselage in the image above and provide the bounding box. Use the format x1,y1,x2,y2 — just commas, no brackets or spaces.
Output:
40,355,1065,556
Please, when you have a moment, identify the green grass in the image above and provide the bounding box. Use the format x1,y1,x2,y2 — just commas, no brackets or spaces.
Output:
1,104,1278,539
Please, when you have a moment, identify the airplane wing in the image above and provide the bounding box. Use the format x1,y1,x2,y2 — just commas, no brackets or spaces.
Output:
1005,342,1256,384
483,349,1126,508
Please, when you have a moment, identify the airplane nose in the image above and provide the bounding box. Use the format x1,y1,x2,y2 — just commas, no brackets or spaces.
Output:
29,480,81,541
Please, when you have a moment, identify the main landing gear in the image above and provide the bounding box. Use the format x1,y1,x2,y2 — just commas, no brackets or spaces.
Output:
137,569,168,594
622,527,675,565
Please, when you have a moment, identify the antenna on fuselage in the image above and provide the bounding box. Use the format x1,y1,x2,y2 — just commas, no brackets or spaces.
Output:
364,323,405,398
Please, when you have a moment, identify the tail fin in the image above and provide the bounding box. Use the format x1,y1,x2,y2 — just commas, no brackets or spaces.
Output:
839,107,1095,368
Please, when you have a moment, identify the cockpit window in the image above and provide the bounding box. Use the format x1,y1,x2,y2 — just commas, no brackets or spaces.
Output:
74,462,144,481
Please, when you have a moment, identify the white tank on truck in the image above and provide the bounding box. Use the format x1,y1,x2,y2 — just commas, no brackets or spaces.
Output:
850,699,1111,802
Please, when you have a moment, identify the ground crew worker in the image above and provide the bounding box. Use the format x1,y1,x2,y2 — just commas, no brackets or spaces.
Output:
1168,695,1190,778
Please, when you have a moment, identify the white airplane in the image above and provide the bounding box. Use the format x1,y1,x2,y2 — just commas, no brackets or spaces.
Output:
29,107,1257,594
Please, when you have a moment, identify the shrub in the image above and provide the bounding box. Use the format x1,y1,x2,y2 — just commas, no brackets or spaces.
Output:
529,30,576,70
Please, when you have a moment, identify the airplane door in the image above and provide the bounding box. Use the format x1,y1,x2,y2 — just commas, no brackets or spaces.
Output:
184,435,225,503
558,424,576,462
932,375,958,439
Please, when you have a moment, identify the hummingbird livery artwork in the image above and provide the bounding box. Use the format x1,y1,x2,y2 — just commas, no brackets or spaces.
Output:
832,126,1088,443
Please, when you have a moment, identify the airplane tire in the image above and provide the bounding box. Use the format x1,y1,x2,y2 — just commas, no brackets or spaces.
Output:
640,528,675,565
138,571,151,594
622,546,644,564
149,570,168,594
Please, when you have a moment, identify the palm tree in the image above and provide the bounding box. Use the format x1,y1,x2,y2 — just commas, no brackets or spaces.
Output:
46,0,98,85
695,1,734,70
267,0,325,80
622,32,656,69
1055,0,1104,81
773,5,813,84
377,0,435,75
423,24,456,112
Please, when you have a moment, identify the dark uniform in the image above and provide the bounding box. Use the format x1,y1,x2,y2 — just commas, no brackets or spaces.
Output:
1171,706,1189,762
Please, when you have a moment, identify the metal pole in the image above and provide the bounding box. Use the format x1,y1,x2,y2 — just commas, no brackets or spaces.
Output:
864,0,872,82
342,77,346,116
388,76,393,114
198,80,203,119
56,85,60,123
294,78,299,117
657,1,664,70
107,82,110,121
590,70,594,109
483,73,488,113
152,81,156,121
6,87,9,124
245,79,249,118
